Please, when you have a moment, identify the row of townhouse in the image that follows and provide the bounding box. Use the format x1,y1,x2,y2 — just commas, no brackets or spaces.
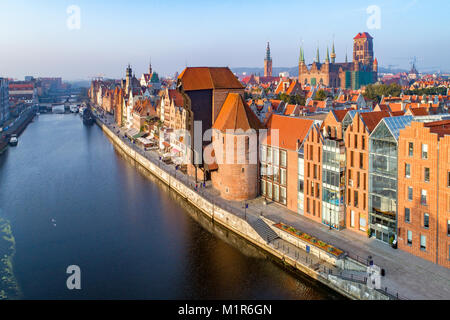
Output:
261,109,450,268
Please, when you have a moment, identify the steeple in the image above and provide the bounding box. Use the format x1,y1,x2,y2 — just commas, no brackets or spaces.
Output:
345,52,348,64
299,46,305,64
149,58,152,75
265,42,271,61
331,41,336,63
316,47,320,63
325,47,330,63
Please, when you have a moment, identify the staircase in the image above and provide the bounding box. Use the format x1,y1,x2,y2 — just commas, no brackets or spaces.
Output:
249,218,280,244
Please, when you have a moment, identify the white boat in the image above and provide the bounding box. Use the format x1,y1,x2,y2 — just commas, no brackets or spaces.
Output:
79,106,86,116
52,105,65,114
70,105,79,113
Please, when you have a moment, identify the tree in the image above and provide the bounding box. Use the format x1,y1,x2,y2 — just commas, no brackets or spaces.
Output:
363,83,402,103
315,90,328,101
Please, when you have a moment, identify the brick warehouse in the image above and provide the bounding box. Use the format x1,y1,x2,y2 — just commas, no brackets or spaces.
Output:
397,120,450,268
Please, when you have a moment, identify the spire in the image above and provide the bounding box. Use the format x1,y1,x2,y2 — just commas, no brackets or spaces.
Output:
316,46,320,63
345,51,348,63
325,47,330,63
149,58,152,75
331,41,336,63
299,46,304,64
265,42,271,61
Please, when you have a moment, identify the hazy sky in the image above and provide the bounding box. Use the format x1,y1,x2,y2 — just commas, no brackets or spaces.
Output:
0,0,449,80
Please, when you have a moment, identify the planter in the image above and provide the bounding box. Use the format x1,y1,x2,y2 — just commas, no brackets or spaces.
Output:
274,222,344,258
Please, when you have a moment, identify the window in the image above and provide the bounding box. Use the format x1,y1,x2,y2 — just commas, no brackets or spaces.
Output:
424,213,429,228
274,184,279,202
316,183,320,198
280,187,287,205
420,235,426,251
350,151,354,167
311,182,314,197
354,190,358,208
261,180,266,195
351,211,355,228
267,147,272,164
348,189,351,205
408,187,413,201
280,168,286,186
273,148,279,166
405,208,410,223
362,136,366,150
307,198,310,213
421,189,427,206
448,220,450,236
298,180,304,193
280,150,287,167
261,146,267,162
363,173,366,191
422,144,428,159
354,134,358,148
408,142,414,157
424,167,430,183
313,164,317,179
348,169,352,184
447,172,450,187
357,172,360,188
405,163,411,178
407,230,412,245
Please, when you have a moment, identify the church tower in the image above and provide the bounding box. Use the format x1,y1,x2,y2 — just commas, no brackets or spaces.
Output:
125,64,132,93
353,32,374,68
264,42,272,77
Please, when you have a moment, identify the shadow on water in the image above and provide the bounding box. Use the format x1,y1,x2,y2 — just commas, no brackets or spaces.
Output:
109,138,345,300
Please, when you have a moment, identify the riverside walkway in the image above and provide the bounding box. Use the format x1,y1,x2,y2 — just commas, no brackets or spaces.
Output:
95,109,450,300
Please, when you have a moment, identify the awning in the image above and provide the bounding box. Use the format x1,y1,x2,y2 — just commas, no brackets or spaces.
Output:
133,132,145,139
126,128,139,138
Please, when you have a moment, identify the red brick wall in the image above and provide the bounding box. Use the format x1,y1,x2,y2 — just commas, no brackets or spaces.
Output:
286,149,298,212
438,135,450,268
398,122,439,264
303,126,322,224
344,114,369,236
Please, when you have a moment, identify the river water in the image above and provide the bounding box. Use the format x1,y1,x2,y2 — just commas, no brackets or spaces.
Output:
0,114,341,299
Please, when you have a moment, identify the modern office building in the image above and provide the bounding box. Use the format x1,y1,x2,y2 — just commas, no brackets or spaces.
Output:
368,116,414,244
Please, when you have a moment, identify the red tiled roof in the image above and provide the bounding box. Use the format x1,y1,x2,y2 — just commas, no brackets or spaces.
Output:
264,114,313,151
354,32,373,39
212,93,263,131
360,111,391,133
179,67,244,91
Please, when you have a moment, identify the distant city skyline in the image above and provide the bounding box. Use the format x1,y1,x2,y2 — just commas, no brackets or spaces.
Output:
1,0,449,80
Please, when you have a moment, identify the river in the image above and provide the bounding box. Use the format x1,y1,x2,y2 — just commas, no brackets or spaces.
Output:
0,114,341,300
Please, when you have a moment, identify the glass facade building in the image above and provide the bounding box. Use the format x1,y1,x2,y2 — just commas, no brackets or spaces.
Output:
322,138,346,229
368,116,413,244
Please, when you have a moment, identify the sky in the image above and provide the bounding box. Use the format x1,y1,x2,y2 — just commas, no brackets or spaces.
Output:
0,0,449,80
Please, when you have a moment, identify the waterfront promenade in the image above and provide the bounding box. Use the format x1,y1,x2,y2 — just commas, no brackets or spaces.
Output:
96,109,450,300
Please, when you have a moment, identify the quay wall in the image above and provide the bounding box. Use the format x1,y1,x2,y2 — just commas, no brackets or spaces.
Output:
97,119,391,301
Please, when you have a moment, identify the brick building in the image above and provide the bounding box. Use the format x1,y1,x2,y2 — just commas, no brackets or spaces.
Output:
176,67,245,181
261,115,313,212
298,32,378,89
211,93,263,201
397,121,450,267
344,110,390,235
